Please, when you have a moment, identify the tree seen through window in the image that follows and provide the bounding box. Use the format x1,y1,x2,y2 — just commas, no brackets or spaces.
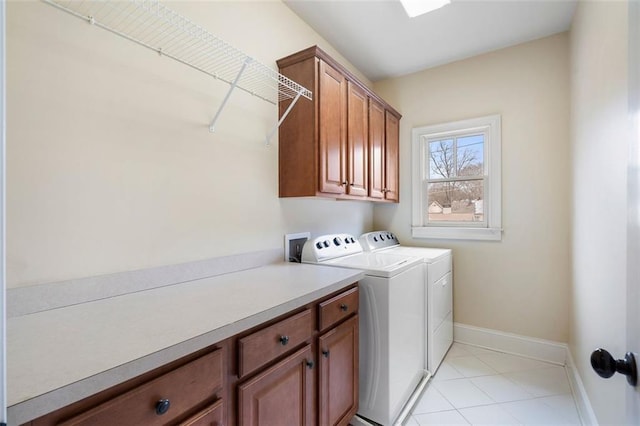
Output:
427,134,484,222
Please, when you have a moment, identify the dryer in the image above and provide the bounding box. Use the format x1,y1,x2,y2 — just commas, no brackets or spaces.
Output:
302,234,426,426
360,231,453,374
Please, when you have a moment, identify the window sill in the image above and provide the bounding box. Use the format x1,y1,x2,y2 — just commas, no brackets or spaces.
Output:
411,226,502,241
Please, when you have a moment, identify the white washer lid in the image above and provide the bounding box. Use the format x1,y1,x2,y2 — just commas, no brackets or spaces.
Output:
321,252,422,278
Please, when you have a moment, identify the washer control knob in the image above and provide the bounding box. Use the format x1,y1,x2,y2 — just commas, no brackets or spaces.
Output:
333,237,342,246
323,240,329,248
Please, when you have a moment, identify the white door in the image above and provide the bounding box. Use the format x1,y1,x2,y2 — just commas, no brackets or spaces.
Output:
0,0,6,423
628,0,640,422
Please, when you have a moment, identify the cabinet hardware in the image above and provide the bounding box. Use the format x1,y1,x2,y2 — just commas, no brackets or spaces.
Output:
279,335,290,345
322,350,330,358
306,360,314,369
155,399,171,415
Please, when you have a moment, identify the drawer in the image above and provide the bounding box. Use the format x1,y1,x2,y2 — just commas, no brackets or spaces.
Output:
58,348,224,426
428,254,452,285
238,308,313,377
318,287,359,331
177,398,223,426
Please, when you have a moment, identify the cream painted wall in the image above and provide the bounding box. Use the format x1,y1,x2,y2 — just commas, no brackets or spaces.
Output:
6,0,374,288
373,34,571,342
570,1,630,424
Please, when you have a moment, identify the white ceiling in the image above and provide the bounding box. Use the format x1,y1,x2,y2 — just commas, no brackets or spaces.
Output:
284,0,578,82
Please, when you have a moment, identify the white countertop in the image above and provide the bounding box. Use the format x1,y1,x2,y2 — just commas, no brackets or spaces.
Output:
7,262,363,425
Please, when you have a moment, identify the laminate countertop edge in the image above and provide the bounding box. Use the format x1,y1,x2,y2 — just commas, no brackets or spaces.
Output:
7,262,364,425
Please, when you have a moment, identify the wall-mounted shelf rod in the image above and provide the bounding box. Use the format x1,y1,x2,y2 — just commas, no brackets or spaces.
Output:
41,0,313,142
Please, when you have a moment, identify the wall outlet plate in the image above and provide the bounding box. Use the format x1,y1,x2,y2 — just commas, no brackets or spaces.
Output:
284,232,310,263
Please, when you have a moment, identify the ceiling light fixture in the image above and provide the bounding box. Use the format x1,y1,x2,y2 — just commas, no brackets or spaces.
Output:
399,0,451,17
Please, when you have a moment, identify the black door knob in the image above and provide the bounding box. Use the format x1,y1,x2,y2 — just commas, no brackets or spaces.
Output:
590,348,637,386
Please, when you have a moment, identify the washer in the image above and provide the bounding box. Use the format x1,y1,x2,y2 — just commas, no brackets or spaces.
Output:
302,233,426,426
360,231,453,374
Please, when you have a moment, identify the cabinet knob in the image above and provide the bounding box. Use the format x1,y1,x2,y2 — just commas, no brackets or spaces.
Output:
322,349,330,358
279,335,290,346
155,399,171,415
341,181,348,186
306,360,314,369
340,303,348,312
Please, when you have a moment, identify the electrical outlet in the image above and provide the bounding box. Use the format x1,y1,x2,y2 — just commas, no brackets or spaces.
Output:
284,232,310,263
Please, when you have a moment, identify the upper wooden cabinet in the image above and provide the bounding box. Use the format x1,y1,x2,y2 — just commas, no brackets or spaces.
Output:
277,46,401,203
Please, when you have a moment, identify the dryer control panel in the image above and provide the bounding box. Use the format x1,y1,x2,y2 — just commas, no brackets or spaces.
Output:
359,231,400,251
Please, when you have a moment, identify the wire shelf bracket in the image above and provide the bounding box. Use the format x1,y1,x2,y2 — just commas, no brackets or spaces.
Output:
41,0,313,144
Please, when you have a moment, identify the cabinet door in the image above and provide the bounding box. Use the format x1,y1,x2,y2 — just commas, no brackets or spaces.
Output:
368,99,385,200
238,345,315,426
347,82,368,197
385,111,400,202
319,60,347,195
318,315,359,426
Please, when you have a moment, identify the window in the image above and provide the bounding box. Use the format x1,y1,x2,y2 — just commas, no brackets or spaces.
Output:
412,115,502,241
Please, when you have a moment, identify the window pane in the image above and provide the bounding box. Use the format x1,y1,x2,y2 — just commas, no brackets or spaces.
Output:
456,134,484,177
429,139,454,179
427,180,484,223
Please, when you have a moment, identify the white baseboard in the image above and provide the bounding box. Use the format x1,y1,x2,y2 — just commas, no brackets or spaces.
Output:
453,322,597,425
453,322,567,365
565,348,599,425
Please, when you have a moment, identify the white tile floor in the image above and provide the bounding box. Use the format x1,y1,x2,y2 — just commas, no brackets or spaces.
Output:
406,343,582,425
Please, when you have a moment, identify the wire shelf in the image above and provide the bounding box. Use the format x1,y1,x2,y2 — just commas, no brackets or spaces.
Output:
42,0,312,138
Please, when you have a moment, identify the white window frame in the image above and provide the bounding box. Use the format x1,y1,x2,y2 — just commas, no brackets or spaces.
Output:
411,114,502,241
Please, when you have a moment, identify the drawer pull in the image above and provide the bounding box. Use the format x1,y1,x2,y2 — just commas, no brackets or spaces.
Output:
322,349,330,358
340,303,349,312
155,399,171,415
279,335,290,346
306,360,314,369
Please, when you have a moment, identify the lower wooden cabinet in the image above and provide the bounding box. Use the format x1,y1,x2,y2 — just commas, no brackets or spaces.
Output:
24,285,359,426
238,345,315,426
234,285,359,426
